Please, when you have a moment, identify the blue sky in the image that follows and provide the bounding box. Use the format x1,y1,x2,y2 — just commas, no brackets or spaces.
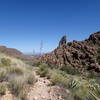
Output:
0,0,100,53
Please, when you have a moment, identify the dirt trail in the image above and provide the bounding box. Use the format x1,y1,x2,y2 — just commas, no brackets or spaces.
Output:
27,69,70,100
0,68,71,100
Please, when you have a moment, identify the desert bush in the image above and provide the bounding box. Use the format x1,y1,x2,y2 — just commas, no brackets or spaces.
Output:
0,84,6,95
26,73,36,84
1,58,11,66
47,69,68,87
87,71,100,79
0,68,7,82
60,66,81,75
50,72,64,85
37,64,49,77
32,62,41,67
72,86,89,100
8,77,25,96
8,66,24,75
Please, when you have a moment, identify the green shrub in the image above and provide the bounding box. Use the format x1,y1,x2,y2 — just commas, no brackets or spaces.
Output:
0,69,7,82
47,69,68,87
74,87,89,100
32,62,41,67
27,73,36,84
0,84,6,95
87,71,100,79
9,78,24,96
1,58,11,66
51,72,64,85
39,64,49,71
60,66,81,75
37,64,49,77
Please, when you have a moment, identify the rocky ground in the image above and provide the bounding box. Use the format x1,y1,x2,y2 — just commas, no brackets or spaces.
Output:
27,68,72,100
0,90,13,100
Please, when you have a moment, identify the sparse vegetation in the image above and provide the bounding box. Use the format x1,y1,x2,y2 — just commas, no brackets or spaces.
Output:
27,73,36,84
1,58,11,66
0,84,6,95
8,77,24,96
8,66,24,75
60,66,81,75
68,79,79,90
0,53,36,100
37,64,49,77
37,64,100,100
0,68,7,82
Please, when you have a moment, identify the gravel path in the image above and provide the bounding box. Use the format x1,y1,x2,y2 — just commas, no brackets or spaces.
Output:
0,68,71,100
27,70,69,100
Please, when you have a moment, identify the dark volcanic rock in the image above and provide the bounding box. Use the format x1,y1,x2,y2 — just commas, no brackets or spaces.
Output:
39,31,100,72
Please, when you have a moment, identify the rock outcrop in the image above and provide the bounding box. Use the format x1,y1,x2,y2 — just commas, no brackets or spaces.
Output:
58,35,67,47
39,31,100,72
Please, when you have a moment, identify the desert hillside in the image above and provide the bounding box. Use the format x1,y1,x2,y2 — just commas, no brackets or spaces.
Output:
0,46,23,56
39,31,100,72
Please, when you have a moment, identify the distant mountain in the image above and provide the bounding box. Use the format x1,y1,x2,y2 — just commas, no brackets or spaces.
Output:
0,46,23,56
39,31,100,72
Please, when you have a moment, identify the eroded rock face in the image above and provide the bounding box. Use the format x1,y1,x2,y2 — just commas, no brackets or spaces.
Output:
89,31,100,45
39,31,100,72
59,35,67,47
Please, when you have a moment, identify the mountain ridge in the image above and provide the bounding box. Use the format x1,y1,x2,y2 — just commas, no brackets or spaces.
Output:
0,46,23,56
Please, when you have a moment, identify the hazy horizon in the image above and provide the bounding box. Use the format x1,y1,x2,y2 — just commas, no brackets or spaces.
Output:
0,0,100,53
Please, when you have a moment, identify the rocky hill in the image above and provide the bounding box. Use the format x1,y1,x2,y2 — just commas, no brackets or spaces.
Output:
0,46,23,56
39,31,100,72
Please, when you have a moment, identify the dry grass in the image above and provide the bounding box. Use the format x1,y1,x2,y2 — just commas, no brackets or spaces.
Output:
0,53,36,99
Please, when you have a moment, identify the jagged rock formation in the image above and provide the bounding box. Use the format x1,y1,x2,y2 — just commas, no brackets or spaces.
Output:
39,31,100,72
58,35,67,47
